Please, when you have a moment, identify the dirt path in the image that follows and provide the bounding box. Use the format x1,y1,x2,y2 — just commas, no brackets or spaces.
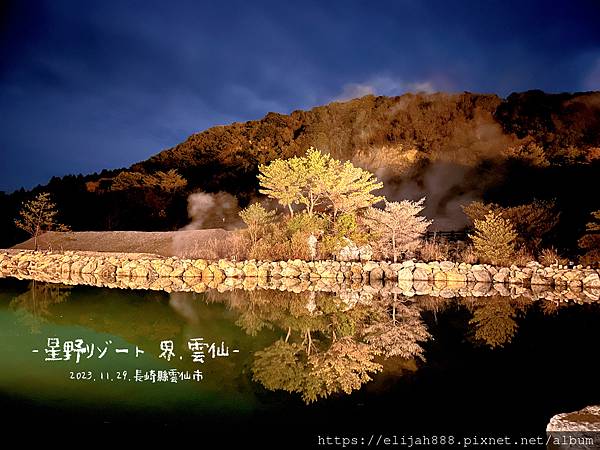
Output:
11,230,235,258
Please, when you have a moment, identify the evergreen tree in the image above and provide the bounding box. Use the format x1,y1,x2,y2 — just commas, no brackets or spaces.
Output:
469,210,517,265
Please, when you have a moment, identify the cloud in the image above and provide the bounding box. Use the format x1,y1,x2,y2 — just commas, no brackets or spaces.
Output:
334,75,435,101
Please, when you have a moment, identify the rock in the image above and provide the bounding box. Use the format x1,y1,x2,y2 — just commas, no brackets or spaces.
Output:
132,265,149,278
433,271,447,282
397,267,413,281
242,263,258,277
369,267,384,281
210,267,225,282
362,261,380,272
493,269,509,283
445,269,467,283
281,266,301,278
531,273,552,286
472,282,491,296
547,404,600,450
337,239,361,261
582,273,600,288
439,261,455,272
358,245,373,261
192,259,208,271
156,264,174,277
183,266,204,278
413,267,431,281
472,269,491,283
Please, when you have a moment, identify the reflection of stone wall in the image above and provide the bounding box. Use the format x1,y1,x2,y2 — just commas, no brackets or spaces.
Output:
0,250,598,303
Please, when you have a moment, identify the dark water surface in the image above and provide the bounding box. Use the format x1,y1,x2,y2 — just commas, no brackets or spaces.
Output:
1,278,599,446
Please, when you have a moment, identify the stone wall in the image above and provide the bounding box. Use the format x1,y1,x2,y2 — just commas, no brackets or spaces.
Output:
0,250,598,302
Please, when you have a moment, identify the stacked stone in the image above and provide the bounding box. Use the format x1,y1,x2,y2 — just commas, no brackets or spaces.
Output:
0,250,598,302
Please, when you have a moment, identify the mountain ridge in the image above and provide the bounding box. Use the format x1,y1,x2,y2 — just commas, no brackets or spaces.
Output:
1,90,599,252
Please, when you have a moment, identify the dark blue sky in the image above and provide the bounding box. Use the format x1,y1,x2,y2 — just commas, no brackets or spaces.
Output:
1,0,599,192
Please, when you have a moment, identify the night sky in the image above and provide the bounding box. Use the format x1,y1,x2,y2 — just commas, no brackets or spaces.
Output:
1,0,599,192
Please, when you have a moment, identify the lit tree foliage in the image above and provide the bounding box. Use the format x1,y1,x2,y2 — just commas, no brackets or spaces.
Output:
578,210,600,265
322,158,384,219
469,210,518,265
257,158,304,216
239,202,276,246
363,198,432,262
586,210,600,231
111,169,187,192
462,199,559,252
14,192,70,250
258,147,382,218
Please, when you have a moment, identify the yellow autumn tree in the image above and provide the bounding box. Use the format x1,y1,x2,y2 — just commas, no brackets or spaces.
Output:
258,147,383,218
469,210,517,265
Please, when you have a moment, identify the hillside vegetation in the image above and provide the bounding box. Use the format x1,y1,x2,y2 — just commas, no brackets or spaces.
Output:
1,90,599,257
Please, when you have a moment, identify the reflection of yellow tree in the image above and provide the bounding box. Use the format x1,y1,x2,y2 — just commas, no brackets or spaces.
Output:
469,296,519,348
252,337,382,404
306,337,382,403
245,290,379,403
10,281,71,332
253,339,307,393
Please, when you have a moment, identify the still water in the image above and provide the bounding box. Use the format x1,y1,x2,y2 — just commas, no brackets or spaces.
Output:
1,277,599,446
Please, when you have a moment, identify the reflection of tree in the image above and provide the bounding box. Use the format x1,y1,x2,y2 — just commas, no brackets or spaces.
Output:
10,281,71,332
307,337,382,403
252,337,382,404
363,300,431,360
538,299,567,316
469,296,519,349
245,289,430,403
253,339,307,393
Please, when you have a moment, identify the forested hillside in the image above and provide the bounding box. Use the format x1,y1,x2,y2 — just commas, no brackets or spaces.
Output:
2,90,599,255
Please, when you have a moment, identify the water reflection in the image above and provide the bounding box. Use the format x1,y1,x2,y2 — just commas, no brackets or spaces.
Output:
0,279,598,407
10,281,72,333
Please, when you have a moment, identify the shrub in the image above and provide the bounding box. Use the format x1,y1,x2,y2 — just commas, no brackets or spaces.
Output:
539,247,568,266
418,240,450,262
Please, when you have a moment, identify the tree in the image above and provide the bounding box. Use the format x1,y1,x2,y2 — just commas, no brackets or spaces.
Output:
463,199,559,252
586,210,600,231
239,202,276,246
258,158,304,216
321,158,383,219
111,169,187,192
469,210,517,265
258,147,383,218
14,192,70,250
363,198,432,262
578,210,600,266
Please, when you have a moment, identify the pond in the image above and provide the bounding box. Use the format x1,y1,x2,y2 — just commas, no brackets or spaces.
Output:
1,277,599,446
